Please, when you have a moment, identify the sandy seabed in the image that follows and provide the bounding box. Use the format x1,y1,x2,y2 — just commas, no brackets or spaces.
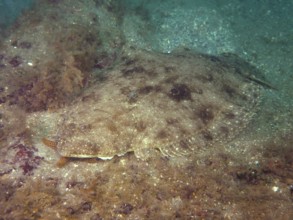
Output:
0,0,292,219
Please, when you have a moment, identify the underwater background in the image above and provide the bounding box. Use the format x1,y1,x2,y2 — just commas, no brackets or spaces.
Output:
0,0,292,219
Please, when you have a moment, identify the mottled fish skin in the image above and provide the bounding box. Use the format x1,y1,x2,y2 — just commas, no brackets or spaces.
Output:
54,48,264,159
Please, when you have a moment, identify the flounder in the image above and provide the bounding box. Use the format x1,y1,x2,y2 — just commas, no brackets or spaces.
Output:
41,49,268,160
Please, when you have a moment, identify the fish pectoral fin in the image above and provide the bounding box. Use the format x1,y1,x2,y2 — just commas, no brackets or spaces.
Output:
248,75,277,90
56,157,70,168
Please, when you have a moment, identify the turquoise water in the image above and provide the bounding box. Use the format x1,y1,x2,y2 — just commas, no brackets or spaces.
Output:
0,0,34,29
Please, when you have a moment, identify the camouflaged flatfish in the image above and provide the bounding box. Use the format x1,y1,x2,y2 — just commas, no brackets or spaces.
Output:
43,49,266,159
